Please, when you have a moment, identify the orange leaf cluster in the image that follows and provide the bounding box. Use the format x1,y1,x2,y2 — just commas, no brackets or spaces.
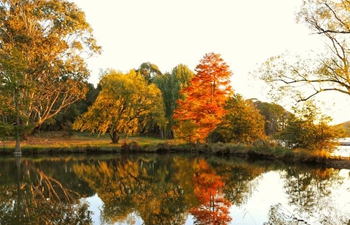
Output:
173,52,232,142
190,159,232,225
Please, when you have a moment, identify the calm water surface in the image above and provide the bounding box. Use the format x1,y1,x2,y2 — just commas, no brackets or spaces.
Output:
0,154,349,225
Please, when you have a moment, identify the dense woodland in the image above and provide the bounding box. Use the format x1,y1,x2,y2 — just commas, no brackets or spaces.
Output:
1,0,350,154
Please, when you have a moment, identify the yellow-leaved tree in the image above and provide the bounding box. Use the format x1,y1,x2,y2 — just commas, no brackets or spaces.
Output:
209,94,266,144
73,70,165,143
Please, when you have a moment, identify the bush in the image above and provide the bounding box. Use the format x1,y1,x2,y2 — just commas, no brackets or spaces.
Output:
121,140,139,151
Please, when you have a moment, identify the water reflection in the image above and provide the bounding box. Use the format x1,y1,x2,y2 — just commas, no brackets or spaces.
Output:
190,158,231,224
0,154,349,225
284,166,341,215
0,156,92,225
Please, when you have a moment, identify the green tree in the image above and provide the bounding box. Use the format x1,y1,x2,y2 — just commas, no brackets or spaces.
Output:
136,62,162,84
74,82,101,115
153,64,194,138
0,0,101,152
257,0,350,102
134,62,165,135
73,70,165,143
209,94,266,144
276,101,346,151
254,101,290,136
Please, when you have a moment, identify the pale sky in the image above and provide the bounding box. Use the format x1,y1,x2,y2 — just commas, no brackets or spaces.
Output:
71,0,350,124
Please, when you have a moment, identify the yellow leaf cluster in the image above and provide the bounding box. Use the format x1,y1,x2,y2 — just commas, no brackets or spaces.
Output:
73,70,165,139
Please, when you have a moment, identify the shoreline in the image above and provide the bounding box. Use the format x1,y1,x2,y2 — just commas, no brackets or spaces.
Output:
1,141,349,170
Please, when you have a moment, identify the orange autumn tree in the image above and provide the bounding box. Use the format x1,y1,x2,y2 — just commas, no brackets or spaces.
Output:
190,159,232,225
173,53,232,143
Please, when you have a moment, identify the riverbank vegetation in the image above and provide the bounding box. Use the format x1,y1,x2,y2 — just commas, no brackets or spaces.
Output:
1,131,350,170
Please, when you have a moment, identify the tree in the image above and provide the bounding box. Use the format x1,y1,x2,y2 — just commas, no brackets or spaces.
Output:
73,70,165,143
133,62,165,136
257,0,350,102
0,0,101,152
40,82,101,132
254,101,290,136
209,94,266,144
153,64,194,138
173,53,232,143
276,100,346,151
136,62,162,84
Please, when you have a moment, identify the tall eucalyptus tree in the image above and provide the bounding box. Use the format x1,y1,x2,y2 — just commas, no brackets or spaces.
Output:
0,0,101,153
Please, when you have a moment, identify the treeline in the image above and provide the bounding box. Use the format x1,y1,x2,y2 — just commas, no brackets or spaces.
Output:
43,54,346,152
1,0,349,155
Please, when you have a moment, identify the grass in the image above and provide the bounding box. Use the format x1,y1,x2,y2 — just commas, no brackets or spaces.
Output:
0,131,172,155
1,131,349,169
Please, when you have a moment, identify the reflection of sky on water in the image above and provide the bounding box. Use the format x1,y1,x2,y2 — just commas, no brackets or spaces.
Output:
229,171,287,225
84,169,350,225
85,193,193,225
84,194,103,225
86,194,144,225
333,169,350,207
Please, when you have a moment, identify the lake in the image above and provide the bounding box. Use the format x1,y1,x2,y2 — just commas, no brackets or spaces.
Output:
0,154,349,225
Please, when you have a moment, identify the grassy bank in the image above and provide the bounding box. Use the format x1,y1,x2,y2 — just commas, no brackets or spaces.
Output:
1,132,349,169
0,132,168,154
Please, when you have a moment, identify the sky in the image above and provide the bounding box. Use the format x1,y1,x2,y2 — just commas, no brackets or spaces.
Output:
71,0,350,124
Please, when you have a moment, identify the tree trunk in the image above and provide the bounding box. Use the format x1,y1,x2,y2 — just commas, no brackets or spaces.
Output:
14,89,21,156
109,130,119,144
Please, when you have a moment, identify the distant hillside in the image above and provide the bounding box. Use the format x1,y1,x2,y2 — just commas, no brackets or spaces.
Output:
339,121,350,136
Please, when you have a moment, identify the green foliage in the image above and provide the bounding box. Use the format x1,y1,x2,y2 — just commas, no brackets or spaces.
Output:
209,94,266,144
254,101,290,136
0,0,101,139
152,64,194,138
40,82,100,132
276,101,347,151
136,62,162,84
0,123,13,139
73,70,166,143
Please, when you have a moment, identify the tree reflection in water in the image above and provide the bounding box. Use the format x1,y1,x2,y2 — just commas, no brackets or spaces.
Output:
74,156,189,225
265,202,350,225
0,155,349,225
0,157,92,225
264,166,350,225
283,167,345,223
73,155,263,225
190,158,232,225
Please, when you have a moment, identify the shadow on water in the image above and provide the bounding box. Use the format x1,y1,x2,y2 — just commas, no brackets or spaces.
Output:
0,154,349,225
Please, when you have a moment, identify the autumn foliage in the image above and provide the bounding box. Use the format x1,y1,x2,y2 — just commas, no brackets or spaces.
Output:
191,159,232,225
73,70,165,143
210,94,266,144
173,53,232,143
